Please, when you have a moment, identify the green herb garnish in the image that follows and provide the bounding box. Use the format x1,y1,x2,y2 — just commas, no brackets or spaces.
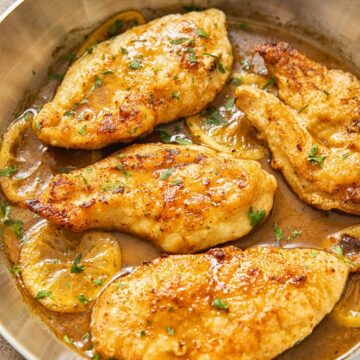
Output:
11,220,24,239
187,48,198,63
274,224,283,242
211,297,229,310
108,19,124,37
77,294,89,305
129,59,142,70
35,290,52,299
63,110,75,117
117,164,130,177
307,145,327,168
169,37,192,45
8,265,22,276
49,73,64,81
225,98,235,111
121,47,128,55
78,125,87,135
262,76,276,89
248,207,266,227
297,104,309,113
0,165,17,177
332,245,356,267
70,253,84,273
160,168,174,181
166,326,175,336
171,91,180,100
230,76,242,86
205,108,227,126
102,69,113,75
93,278,104,286
196,28,209,38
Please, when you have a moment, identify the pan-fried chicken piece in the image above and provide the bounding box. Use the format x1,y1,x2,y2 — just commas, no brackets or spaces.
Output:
91,246,349,360
257,42,360,150
26,143,276,253
33,9,233,149
235,85,360,214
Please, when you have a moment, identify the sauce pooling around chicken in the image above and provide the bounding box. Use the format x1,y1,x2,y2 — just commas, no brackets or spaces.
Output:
1,11,360,360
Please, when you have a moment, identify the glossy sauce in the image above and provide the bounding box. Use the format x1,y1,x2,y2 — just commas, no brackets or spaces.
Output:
1,13,360,360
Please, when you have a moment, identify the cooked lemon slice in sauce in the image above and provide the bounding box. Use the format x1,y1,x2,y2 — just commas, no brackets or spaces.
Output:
331,274,360,327
77,10,146,57
0,111,101,207
20,222,121,313
185,72,267,160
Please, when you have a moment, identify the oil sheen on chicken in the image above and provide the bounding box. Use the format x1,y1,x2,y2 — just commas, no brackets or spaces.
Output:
33,9,233,149
91,246,349,360
26,143,276,253
235,84,360,214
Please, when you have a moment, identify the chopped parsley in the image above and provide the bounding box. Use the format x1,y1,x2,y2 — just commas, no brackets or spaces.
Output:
11,220,24,239
196,28,209,38
205,108,228,126
108,19,124,37
297,104,309,113
187,48,198,63
158,130,171,143
129,59,142,70
274,224,283,242
8,265,22,276
70,253,84,273
174,136,192,145
307,145,327,168
86,44,97,54
238,23,249,30
293,229,301,238
65,53,76,63
93,278,104,286
203,52,217,58
117,164,130,177
139,330,146,337
75,173,89,185
63,334,73,344
211,297,229,310
172,179,182,186
35,290,52,299
0,165,17,177
82,332,90,342
102,69,113,75
225,98,235,111
0,200,11,223
160,168,174,181
49,72,64,81
169,37,192,45
262,76,276,89
92,355,100,360
230,76,242,86
332,245,356,267
121,47,128,55
78,125,87,135
77,294,90,305
310,250,319,258
94,75,102,88
217,61,226,73
342,152,350,160
166,326,175,336
171,91,180,100
248,207,266,227
63,110,75,117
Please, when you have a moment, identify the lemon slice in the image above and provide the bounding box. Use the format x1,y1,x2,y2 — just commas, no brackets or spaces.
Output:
331,275,360,327
0,112,101,207
77,10,146,57
20,222,121,313
185,73,267,160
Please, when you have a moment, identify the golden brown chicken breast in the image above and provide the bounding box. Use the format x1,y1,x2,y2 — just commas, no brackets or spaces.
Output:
91,246,349,360
26,143,276,253
235,85,360,214
33,9,233,149
257,42,360,150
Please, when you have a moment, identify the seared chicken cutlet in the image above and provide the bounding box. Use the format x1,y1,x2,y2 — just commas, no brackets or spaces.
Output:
236,85,360,214
91,246,349,360
26,143,276,253
257,42,360,150
33,9,233,149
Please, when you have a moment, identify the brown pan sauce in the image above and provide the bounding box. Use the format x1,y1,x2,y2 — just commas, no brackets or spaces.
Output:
1,13,360,360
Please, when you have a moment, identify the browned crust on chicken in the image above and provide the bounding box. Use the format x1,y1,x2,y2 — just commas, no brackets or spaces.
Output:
26,143,276,253
91,246,349,360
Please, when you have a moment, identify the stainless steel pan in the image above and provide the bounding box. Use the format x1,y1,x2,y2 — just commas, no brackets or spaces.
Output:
0,0,359,359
